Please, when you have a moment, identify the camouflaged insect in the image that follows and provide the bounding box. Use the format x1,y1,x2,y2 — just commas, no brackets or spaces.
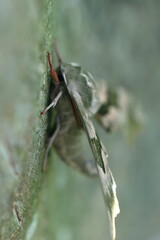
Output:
41,48,120,240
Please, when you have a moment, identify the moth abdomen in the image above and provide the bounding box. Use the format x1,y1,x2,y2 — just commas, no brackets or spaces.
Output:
54,107,96,176
54,134,97,177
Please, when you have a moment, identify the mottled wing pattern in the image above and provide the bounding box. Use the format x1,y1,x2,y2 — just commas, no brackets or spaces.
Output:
68,89,120,240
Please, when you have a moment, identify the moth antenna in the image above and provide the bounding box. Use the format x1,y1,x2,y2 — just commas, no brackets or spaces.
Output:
54,40,63,64
47,52,60,85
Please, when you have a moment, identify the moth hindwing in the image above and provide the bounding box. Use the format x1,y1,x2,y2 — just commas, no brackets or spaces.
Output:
41,51,120,240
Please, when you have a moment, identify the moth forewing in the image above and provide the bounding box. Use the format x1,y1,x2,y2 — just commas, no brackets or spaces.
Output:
97,148,120,240
67,88,120,240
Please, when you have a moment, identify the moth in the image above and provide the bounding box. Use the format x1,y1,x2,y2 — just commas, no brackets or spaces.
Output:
41,46,120,240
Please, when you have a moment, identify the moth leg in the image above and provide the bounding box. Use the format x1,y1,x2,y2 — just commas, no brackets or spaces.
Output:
41,91,62,115
41,117,60,172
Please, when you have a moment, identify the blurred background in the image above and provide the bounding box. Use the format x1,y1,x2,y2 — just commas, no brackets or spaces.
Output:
0,0,160,240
